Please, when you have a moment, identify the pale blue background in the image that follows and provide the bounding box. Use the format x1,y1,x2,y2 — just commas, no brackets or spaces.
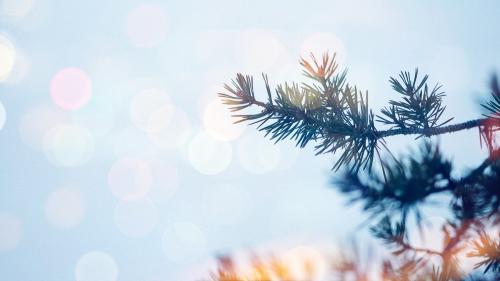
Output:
1,0,499,280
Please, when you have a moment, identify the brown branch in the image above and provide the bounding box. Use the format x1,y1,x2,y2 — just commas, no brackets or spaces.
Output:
376,119,488,138
249,97,496,140
397,240,443,257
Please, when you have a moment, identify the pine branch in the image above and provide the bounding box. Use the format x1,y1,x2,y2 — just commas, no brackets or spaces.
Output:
378,69,453,131
467,232,500,274
376,118,490,138
371,216,443,257
214,51,500,281
482,74,500,121
220,53,377,172
219,53,500,172
459,156,496,185
335,142,455,218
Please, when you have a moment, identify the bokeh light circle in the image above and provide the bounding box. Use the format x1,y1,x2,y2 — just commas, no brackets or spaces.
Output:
149,107,191,150
234,29,288,72
0,101,6,131
237,132,280,174
0,213,22,252
130,88,173,133
203,99,245,141
125,4,168,48
72,94,117,137
300,32,347,69
161,221,206,264
113,198,159,238
274,141,300,171
187,131,232,175
75,251,118,281
43,124,95,167
108,158,152,201
111,127,157,158
3,48,30,84
45,188,85,229
19,104,68,150
0,34,16,82
50,67,92,110
0,0,32,20
148,160,179,202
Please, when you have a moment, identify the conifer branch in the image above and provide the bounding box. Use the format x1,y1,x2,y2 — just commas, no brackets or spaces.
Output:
376,118,489,138
219,53,500,172
467,231,500,274
215,51,500,281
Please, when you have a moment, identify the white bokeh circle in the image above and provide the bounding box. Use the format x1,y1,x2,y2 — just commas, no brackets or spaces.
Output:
18,104,68,150
111,127,156,158
234,29,288,72
149,107,192,150
113,198,159,238
72,93,116,137
0,34,16,82
108,158,153,201
3,48,30,84
0,101,6,131
75,251,118,281
203,99,245,141
187,131,232,175
0,0,33,21
148,159,179,202
43,124,95,167
237,132,280,174
130,88,173,133
161,221,206,264
45,188,85,229
300,32,347,69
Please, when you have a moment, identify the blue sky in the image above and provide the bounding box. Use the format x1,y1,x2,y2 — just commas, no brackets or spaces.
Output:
1,0,499,280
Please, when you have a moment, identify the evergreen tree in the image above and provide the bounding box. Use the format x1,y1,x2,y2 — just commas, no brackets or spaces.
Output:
208,53,500,280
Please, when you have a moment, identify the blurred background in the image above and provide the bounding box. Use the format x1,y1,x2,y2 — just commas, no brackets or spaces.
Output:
0,0,499,280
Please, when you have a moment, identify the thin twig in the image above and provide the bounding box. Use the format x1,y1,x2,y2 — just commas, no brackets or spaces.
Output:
247,97,496,140
376,119,488,138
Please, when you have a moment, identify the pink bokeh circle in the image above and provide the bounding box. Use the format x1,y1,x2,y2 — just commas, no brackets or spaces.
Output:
50,67,92,110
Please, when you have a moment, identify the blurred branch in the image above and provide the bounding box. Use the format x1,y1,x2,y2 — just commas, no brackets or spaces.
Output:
467,231,500,274
216,51,500,281
220,53,500,172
